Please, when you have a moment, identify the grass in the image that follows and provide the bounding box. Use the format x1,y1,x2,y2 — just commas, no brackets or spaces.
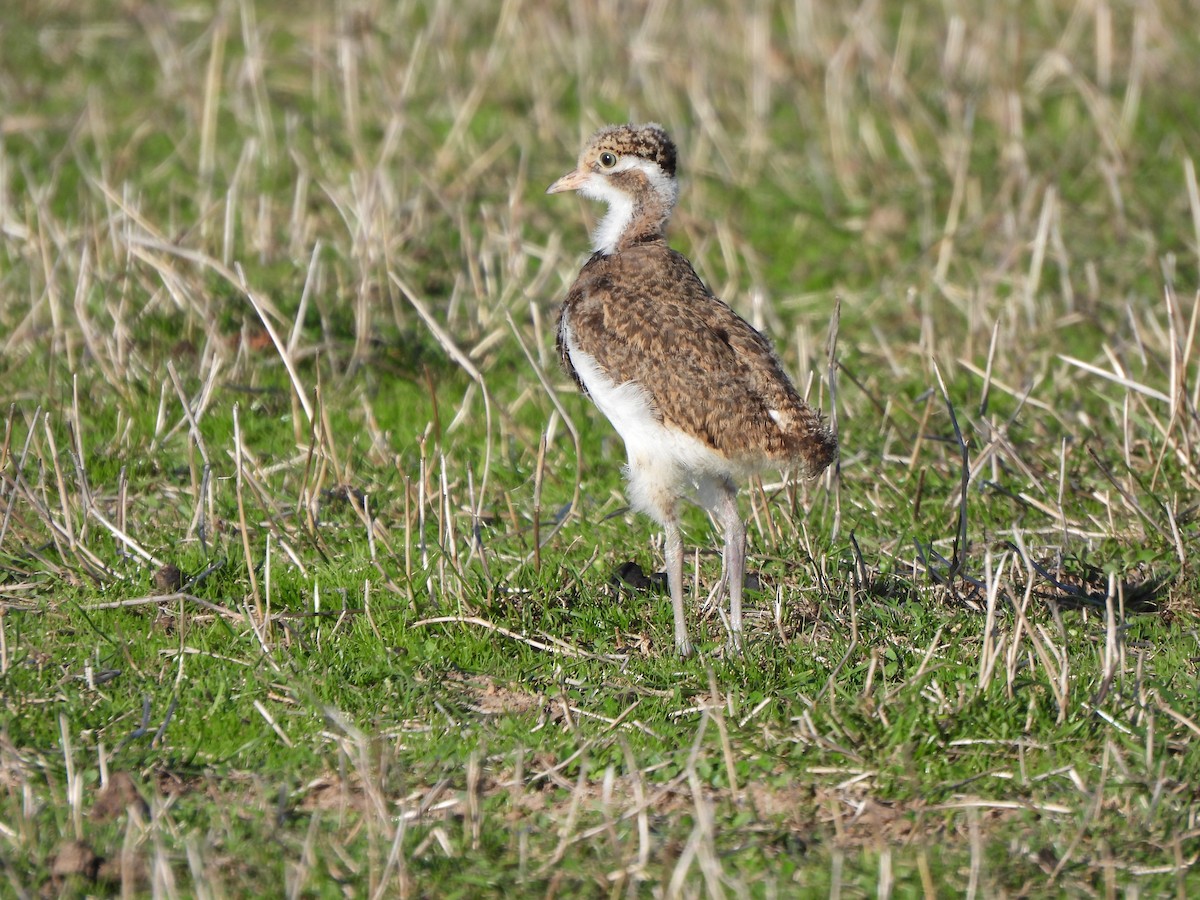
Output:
2,0,1199,895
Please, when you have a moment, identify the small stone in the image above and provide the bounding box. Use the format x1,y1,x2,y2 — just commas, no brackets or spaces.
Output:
153,564,184,593
611,560,652,590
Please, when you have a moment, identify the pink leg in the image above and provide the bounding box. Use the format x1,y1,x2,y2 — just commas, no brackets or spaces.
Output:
716,482,746,652
664,517,691,657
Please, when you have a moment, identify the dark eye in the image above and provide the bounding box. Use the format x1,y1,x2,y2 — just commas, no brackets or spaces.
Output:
598,151,617,168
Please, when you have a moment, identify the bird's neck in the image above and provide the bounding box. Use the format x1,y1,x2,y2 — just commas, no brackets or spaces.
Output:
585,174,678,256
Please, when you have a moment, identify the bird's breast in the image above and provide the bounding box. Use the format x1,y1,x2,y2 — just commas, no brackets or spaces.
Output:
562,318,659,439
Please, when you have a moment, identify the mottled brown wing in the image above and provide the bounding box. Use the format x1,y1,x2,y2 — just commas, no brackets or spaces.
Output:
561,241,835,475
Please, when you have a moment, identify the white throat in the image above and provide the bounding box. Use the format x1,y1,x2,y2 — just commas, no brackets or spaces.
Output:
580,176,636,256
577,160,678,256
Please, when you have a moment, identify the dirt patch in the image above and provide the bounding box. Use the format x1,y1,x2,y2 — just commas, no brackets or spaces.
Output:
439,671,549,717
91,771,149,822
153,766,210,798
465,674,547,717
746,781,816,820
299,774,370,813
51,839,101,881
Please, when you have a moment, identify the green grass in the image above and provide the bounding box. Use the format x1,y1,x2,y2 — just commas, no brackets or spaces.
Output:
3,0,1200,896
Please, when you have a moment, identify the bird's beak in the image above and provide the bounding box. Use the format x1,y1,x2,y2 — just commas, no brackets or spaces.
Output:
546,168,589,195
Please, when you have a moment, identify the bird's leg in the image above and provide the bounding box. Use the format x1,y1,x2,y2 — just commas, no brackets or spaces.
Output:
663,517,691,657
717,483,746,652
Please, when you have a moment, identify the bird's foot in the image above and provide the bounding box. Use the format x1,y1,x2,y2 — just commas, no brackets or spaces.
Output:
726,630,744,656
676,637,694,658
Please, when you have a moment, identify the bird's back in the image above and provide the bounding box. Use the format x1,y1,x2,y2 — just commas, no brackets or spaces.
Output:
557,239,836,477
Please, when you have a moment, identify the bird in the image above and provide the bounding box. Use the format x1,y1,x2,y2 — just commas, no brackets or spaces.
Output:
547,123,837,657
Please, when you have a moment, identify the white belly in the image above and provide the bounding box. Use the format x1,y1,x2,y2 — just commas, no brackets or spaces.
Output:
562,321,742,521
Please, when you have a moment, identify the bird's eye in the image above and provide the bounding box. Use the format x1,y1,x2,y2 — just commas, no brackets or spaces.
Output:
598,151,617,168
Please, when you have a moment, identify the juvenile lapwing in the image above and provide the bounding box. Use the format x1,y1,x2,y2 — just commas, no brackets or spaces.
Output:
548,123,836,656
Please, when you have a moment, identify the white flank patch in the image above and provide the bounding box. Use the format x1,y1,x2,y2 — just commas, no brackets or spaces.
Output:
563,319,745,522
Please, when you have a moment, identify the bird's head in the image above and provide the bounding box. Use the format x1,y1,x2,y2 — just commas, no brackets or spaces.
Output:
547,123,679,255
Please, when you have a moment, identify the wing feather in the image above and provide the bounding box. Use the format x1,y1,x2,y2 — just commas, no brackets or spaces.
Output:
557,241,835,475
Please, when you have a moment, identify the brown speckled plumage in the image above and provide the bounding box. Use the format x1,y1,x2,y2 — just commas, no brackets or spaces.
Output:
548,123,836,656
593,123,676,175
557,242,835,476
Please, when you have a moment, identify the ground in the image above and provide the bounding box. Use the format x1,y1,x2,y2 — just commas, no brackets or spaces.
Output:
1,0,1199,896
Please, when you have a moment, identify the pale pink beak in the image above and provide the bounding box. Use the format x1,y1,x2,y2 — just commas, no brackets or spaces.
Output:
546,168,590,194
